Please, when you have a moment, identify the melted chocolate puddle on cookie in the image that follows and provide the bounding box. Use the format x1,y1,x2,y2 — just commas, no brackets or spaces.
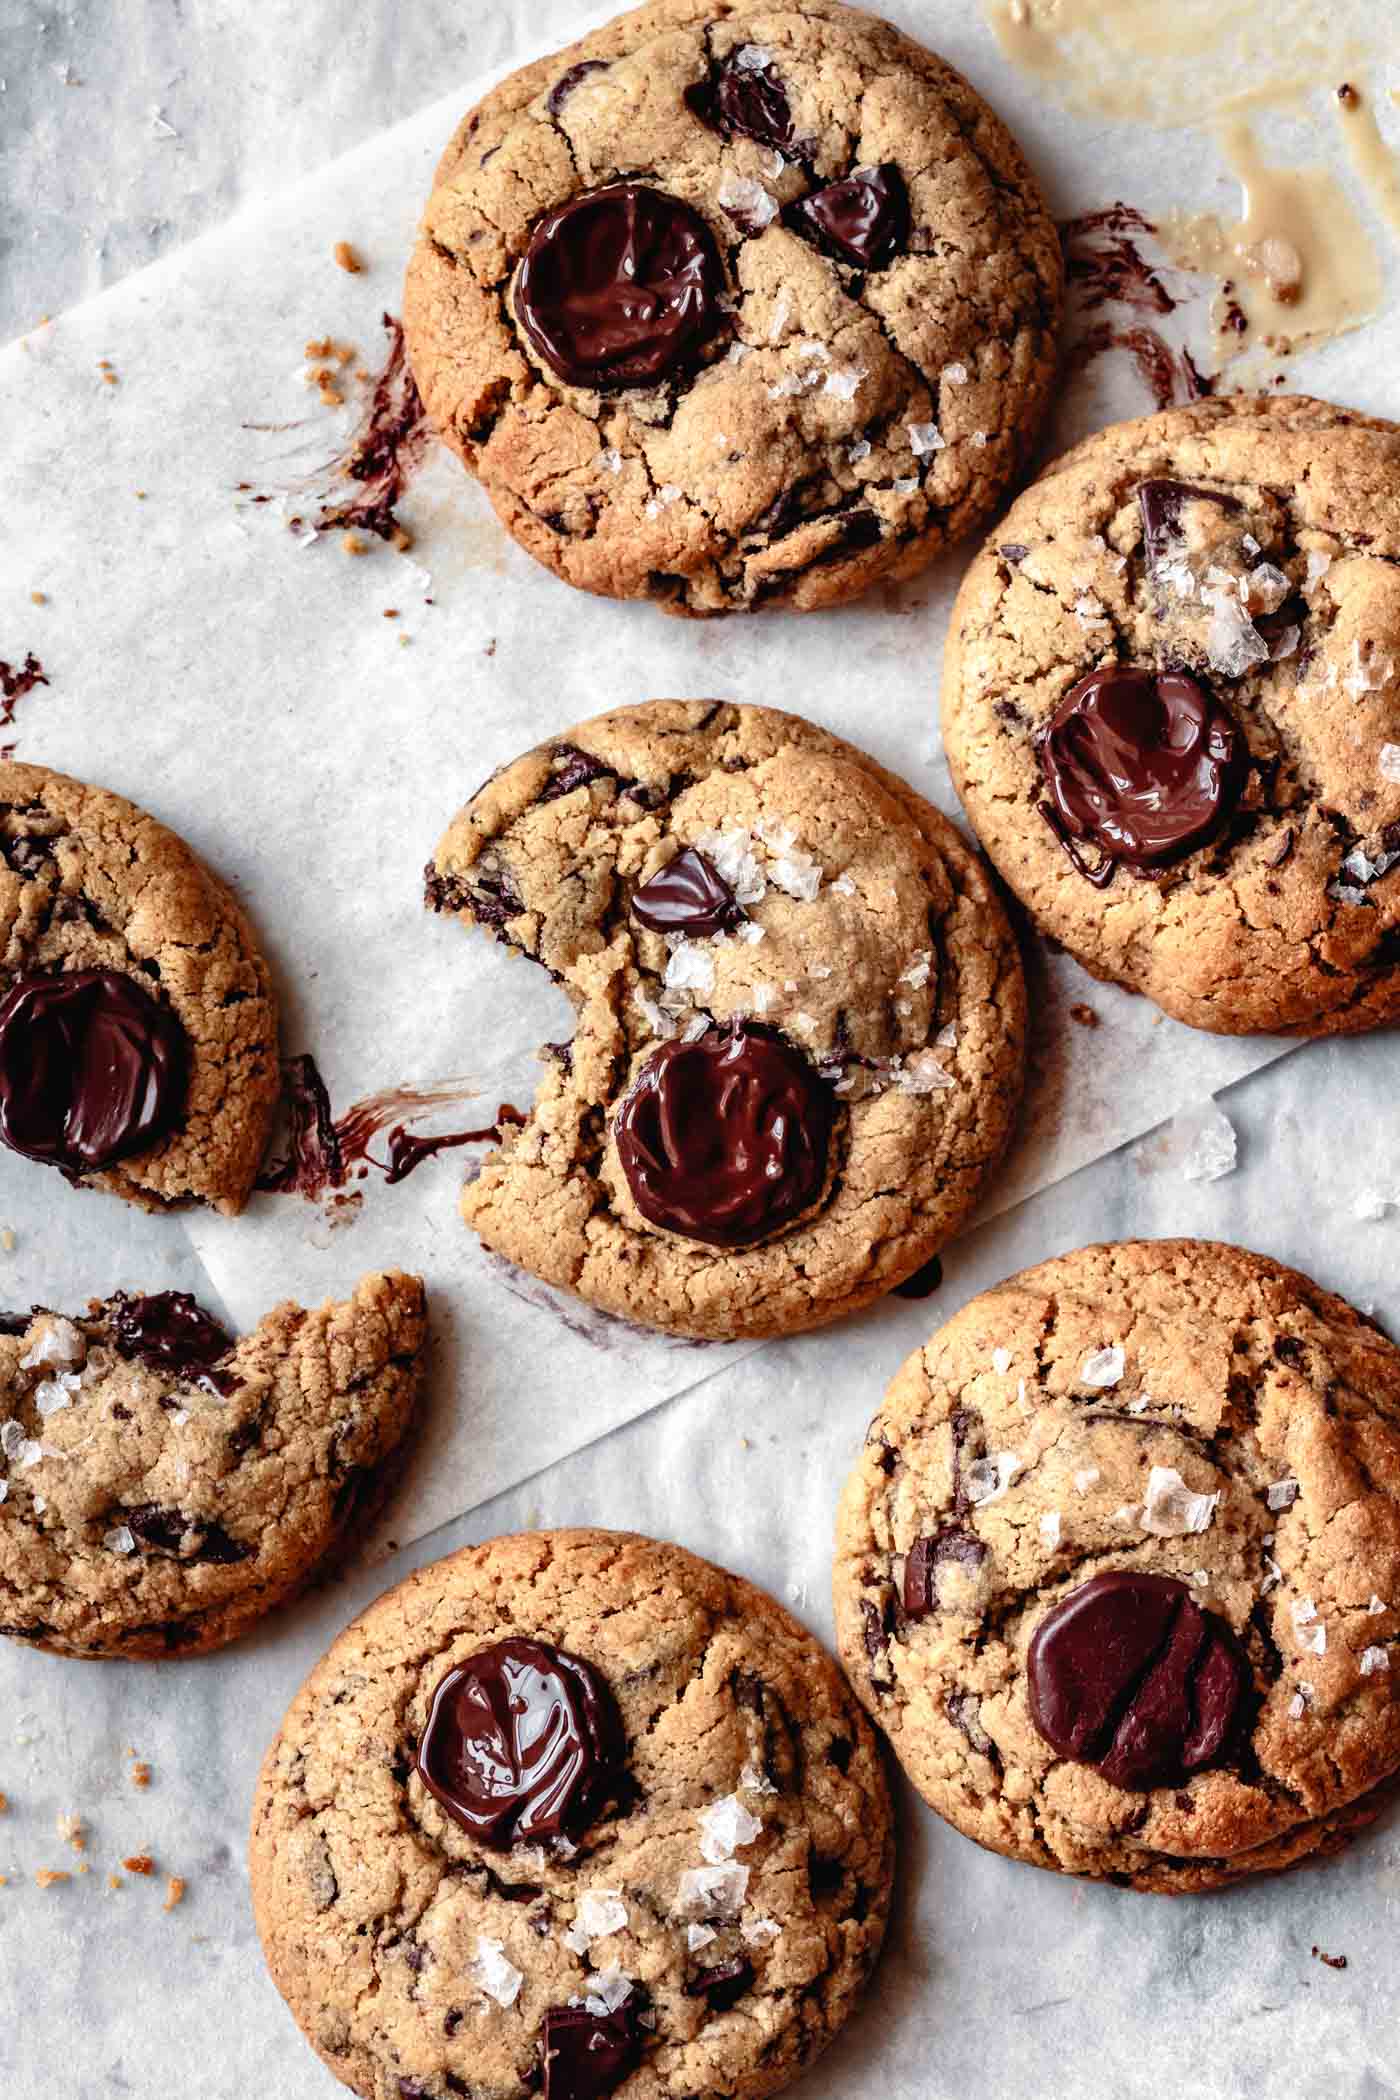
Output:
1038,666,1247,883
1028,1570,1249,1789
417,1636,628,1849
0,968,188,1175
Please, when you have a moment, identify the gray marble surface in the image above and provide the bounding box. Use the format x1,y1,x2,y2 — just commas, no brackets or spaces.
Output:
2,4,1400,2097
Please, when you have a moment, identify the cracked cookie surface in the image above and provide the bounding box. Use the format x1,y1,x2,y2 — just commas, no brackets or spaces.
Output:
402,0,1061,615
941,395,1400,1035
0,1271,426,1658
425,698,1025,1339
0,760,281,1210
250,1527,892,2100
833,1238,1400,1892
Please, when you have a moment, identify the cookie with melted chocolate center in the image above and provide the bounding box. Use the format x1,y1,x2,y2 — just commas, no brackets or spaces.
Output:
942,395,1400,1035
424,699,1025,1339
0,761,280,1209
836,1238,1400,1891
403,0,1061,614
251,1528,893,2100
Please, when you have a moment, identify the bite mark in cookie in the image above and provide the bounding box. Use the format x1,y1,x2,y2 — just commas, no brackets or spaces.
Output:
424,699,1025,1338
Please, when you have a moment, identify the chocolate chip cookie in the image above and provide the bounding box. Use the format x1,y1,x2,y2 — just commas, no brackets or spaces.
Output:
941,395,1400,1034
834,1239,1400,1892
0,760,280,1210
402,0,1061,615
424,699,1025,1339
0,1270,425,1658
250,1527,892,2100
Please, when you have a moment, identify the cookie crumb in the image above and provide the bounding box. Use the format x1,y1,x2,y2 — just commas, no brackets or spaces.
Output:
130,1760,151,1790
333,240,365,274
55,1813,86,1853
1312,1945,1348,1969
1068,1003,1099,1028
1336,83,1360,109
342,533,368,557
29,591,46,606
107,1874,123,1891
34,1868,70,1888
123,1853,155,1876
163,1874,186,1912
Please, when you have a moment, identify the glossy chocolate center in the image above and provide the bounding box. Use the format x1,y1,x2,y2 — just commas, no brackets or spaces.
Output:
541,2002,642,2100
1038,666,1246,882
1027,1570,1249,1791
685,49,797,153
787,164,909,269
631,848,739,937
614,1021,832,1247
109,1291,236,1392
416,1637,626,1850
515,182,726,389
0,967,187,1174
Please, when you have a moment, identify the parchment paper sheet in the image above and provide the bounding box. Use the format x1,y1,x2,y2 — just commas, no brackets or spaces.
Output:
1,2,1398,2093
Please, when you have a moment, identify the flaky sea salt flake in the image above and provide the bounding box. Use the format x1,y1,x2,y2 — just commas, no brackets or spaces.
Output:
104,1525,135,1555
1081,1345,1125,1389
664,941,716,997
1039,1511,1061,1547
907,421,944,456
675,1863,750,1920
1140,1465,1219,1537
1266,1478,1299,1512
1361,1645,1390,1675
1074,1467,1101,1494
698,1794,763,1864
473,1936,524,2008
1174,1100,1237,1182
992,1348,1012,1375
965,1452,1021,1507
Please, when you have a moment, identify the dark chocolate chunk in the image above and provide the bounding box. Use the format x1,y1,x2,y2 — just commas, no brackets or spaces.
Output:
417,1637,627,1850
547,59,608,117
515,183,726,390
902,1527,986,1620
1027,1570,1249,1791
108,1290,236,1391
685,49,798,154
1038,666,1247,883
538,745,625,805
685,1956,753,2012
540,2001,642,2100
122,1504,254,1565
1137,478,1240,567
0,967,187,1174
631,848,739,937
786,164,908,269
614,1020,832,1248
892,1253,942,1299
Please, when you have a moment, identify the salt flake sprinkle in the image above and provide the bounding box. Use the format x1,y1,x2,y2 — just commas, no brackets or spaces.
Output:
739,1760,777,1797
1266,1478,1300,1513
581,1967,634,2018
473,1936,524,2009
1039,1511,1061,1548
1360,1646,1390,1676
1080,1345,1125,1389
104,1525,136,1555
965,1453,1021,1508
907,421,944,457
675,1863,749,1921
991,1348,1013,1376
1074,1467,1101,1495
1140,1466,1219,1538
562,1889,628,1955
698,1794,762,1865
742,1916,782,1946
